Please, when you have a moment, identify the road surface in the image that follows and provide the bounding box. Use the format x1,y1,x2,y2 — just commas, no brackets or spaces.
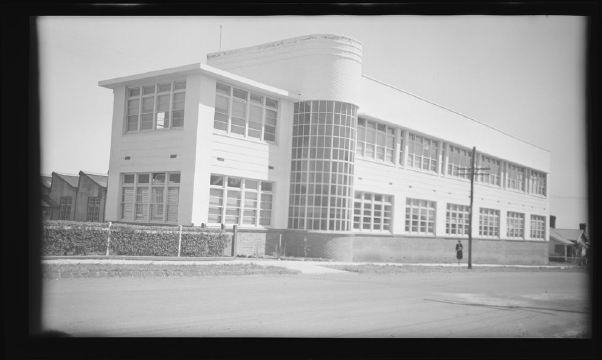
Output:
41,271,590,337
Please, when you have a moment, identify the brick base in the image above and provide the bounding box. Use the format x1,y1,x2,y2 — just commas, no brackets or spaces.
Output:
233,229,549,265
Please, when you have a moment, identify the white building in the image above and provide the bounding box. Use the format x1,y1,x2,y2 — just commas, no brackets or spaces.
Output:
99,34,550,264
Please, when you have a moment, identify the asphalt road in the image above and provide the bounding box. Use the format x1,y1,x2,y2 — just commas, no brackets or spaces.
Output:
41,271,590,338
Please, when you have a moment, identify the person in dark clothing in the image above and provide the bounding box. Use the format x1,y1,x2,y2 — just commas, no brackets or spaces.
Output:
456,240,463,265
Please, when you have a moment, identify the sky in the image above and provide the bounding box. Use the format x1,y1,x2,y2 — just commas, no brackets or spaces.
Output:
37,16,587,229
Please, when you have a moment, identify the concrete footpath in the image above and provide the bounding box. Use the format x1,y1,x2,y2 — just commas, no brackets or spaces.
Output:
41,256,579,275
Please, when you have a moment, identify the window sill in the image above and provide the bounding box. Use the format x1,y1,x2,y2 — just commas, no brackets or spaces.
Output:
355,156,397,168
404,167,440,177
123,128,184,135
213,130,278,146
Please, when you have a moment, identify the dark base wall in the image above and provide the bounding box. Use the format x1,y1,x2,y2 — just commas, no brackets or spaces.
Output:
353,236,549,265
234,230,549,265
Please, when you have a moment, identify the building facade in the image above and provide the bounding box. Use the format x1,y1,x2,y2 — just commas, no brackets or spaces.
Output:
45,171,108,222
99,34,550,264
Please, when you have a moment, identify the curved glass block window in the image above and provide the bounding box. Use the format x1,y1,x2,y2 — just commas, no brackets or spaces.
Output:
120,172,180,224
479,154,501,186
356,118,395,163
507,163,525,191
288,100,358,231
530,215,546,239
446,204,470,236
530,171,546,196
125,80,186,132
405,198,436,235
208,174,273,227
213,82,278,143
479,208,500,237
353,192,393,232
507,212,525,239
447,145,472,179
407,133,439,172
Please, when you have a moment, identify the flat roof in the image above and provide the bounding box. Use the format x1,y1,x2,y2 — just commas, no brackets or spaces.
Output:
99,63,300,101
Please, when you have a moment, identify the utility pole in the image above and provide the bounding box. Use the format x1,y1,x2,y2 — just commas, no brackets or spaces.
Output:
458,147,489,269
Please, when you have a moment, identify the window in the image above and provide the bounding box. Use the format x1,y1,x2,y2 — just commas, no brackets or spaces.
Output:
288,100,357,231
126,80,186,132
86,197,101,222
507,163,525,191
446,204,470,236
356,118,395,163
353,192,393,232
398,130,405,166
530,215,546,239
479,154,501,186
59,196,72,220
447,145,473,179
213,82,279,143
120,172,180,223
530,171,546,196
407,133,439,172
507,212,524,239
479,208,500,237
405,198,436,235
209,174,273,227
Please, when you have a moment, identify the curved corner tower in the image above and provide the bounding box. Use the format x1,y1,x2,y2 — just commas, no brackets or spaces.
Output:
208,34,363,233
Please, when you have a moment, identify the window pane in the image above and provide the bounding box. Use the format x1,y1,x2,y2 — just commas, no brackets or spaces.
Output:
228,177,242,188
216,83,230,96
174,81,186,90
142,85,155,95
169,173,180,184
158,83,171,92
210,175,224,186
152,173,166,184
138,174,149,183
129,88,140,97
266,98,278,108
233,88,248,101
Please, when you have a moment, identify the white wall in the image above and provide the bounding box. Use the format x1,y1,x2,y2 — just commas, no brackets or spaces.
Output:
208,34,363,105
354,157,549,241
360,76,550,173
204,99,295,229
105,74,200,225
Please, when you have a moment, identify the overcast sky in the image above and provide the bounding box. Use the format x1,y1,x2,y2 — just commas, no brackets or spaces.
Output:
37,16,587,229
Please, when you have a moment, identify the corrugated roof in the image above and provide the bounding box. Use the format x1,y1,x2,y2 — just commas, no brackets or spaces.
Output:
549,228,574,246
553,229,583,242
81,171,108,188
53,172,80,188
41,176,52,188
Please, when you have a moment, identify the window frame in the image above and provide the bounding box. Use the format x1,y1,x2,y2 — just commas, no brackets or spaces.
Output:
125,80,186,134
353,191,394,232
447,145,473,180
356,118,396,164
208,174,274,228
59,196,72,220
506,211,525,239
213,82,279,144
406,133,439,173
86,197,101,222
507,163,526,192
530,170,547,196
479,208,500,238
119,172,181,224
405,198,436,235
530,215,546,239
478,154,502,187
445,203,471,236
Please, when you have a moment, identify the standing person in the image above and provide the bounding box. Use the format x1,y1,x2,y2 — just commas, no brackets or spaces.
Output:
455,240,463,265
